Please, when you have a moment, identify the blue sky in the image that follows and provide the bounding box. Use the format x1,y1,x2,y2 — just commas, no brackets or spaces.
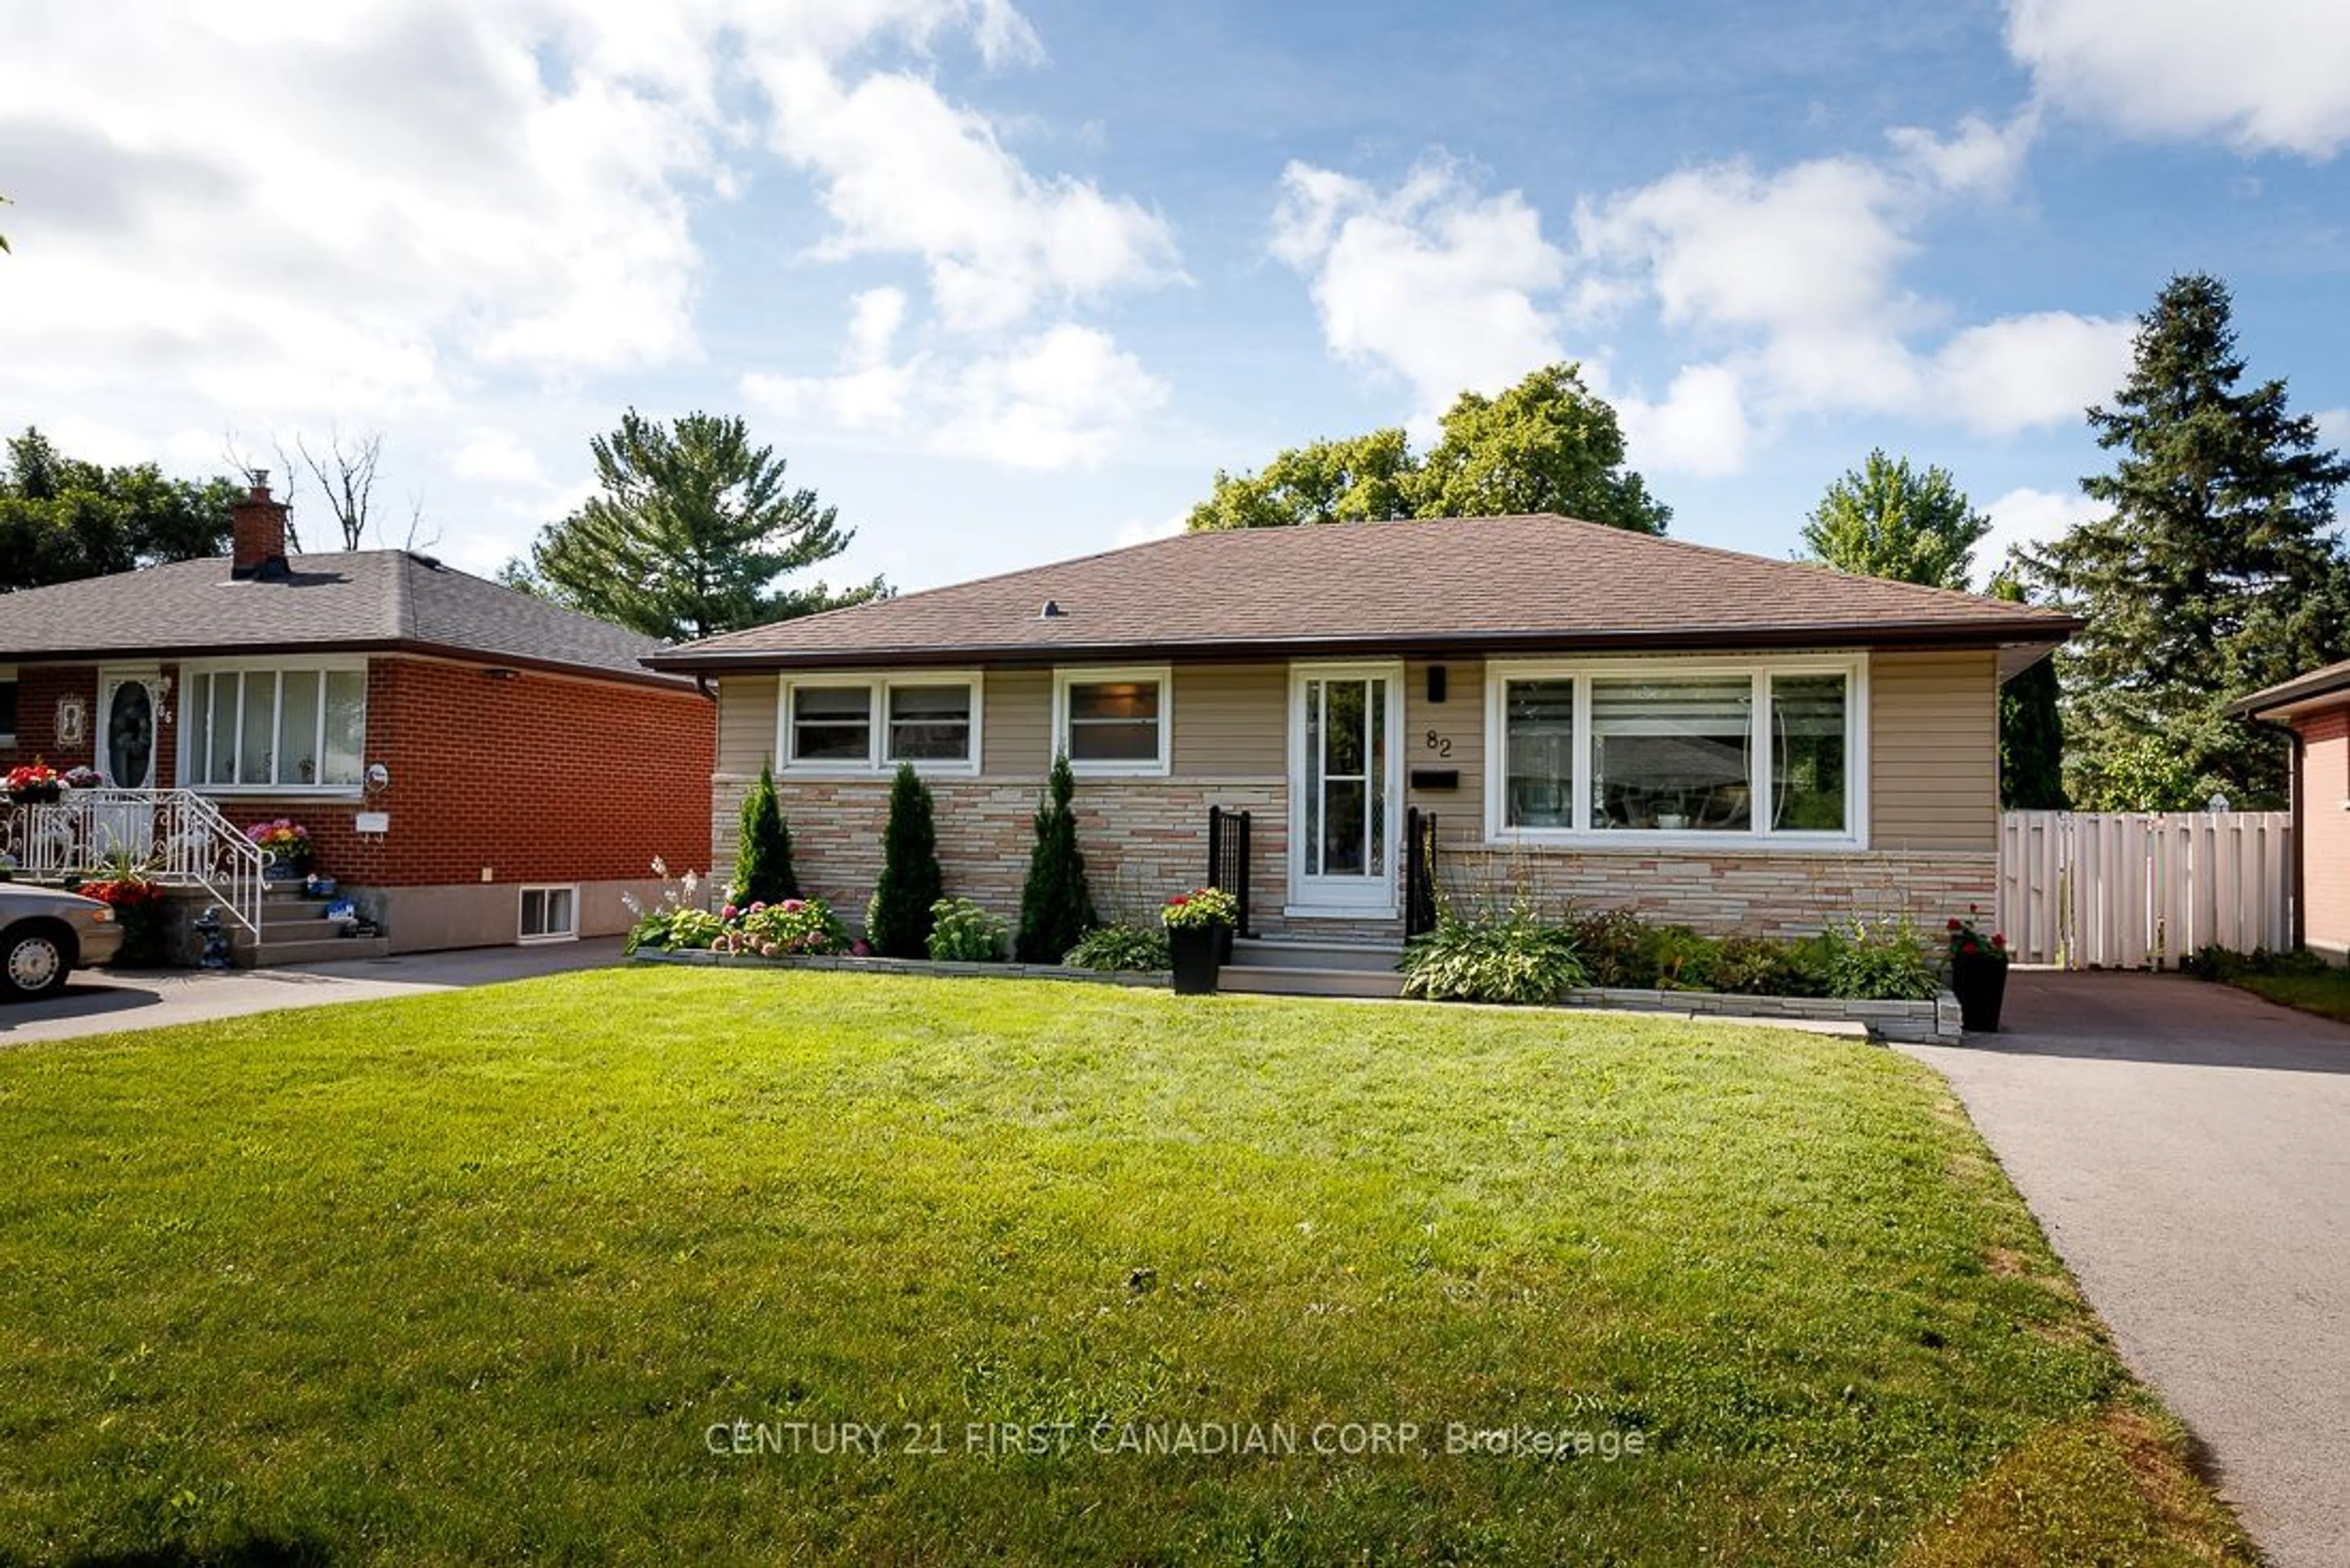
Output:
4,0,2345,597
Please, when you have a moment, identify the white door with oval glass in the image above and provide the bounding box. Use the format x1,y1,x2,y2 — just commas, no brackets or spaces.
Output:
94,667,162,858
1288,663,1404,916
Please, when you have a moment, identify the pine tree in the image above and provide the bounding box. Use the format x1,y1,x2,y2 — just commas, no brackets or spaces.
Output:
2027,273,2350,809
866,763,943,958
501,410,885,641
1015,753,1096,963
1991,571,2069,809
1800,450,1989,590
731,761,799,905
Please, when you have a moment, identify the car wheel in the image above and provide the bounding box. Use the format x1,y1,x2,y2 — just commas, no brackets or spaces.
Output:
2,921,73,1001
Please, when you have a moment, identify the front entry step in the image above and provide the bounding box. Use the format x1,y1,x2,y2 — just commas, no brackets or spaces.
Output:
1222,938,1404,999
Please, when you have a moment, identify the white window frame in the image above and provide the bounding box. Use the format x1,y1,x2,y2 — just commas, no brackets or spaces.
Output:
1052,665,1173,777
518,883,580,944
0,663,17,747
177,655,371,797
1482,652,1870,851
772,671,985,777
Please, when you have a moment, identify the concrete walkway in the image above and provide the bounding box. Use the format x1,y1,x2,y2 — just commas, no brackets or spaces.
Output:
0,937,627,1045
1904,971,2350,1567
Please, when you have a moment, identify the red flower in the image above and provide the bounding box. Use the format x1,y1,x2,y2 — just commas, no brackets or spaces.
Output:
1947,919,1962,931
1992,933,2007,949
1960,940,1980,955
1167,894,1189,906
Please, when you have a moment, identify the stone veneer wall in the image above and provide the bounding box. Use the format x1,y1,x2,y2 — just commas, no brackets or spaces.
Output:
1434,842,1996,939
722,772,1994,943
714,775,1292,933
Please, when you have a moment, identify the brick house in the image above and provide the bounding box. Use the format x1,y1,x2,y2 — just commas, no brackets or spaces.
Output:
0,480,711,959
2231,659,2350,961
647,515,2076,964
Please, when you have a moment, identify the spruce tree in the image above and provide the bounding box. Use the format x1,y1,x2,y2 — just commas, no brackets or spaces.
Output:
1015,753,1096,963
1991,571,2069,809
731,761,799,905
2027,273,2350,809
866,763,943,958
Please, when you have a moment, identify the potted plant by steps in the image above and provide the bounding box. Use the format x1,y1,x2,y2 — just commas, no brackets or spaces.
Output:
5,760,65,804
246,818,315,881
1162,886,1237,996
1946,908,2010,1032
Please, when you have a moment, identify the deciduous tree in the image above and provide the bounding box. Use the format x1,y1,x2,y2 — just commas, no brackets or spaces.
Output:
1186,363,1669,535
0,427,242,592
1800,450,1988,591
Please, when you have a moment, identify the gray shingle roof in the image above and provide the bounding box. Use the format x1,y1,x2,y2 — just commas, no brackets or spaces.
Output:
0,551,682,684
651,513,2079,670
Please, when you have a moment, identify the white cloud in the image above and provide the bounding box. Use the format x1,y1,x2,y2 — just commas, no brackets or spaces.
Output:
2315,407,2350,449
1980,485,2105,583
756,56,1181,332
1112,512,1187,547
1618,364,1753,479
1270,159,1570,414
2007,0,2350,159
1934,312,2134,435
1888,110,2040,198
744,319,1167,471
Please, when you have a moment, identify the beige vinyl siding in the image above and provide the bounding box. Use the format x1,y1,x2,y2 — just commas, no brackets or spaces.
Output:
1172,663,1285,778
1405,657,1483,823
1870,649,1998,851
714,675,780,776
983,669,1052,777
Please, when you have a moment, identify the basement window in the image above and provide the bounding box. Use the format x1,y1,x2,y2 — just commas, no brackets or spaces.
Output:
519,884,578,943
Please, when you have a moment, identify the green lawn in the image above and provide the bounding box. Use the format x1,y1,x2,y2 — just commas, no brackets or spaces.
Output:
0,971,2250,1566
2223,967,2350,1025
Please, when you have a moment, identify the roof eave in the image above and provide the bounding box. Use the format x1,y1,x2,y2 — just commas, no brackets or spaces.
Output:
642,616,2084,673
2,637,696,691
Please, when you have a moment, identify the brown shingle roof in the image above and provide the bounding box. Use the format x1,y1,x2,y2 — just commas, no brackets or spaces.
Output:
651,514,2078,670
0,551,685,686
2228,656,2350,719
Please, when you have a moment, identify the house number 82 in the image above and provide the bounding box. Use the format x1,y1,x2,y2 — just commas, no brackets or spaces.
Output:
1423,730,1452,758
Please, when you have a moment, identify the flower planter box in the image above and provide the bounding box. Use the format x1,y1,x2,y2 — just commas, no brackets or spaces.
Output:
1948,952,2009,1032
1168,924,1225,996
630,947,1168,988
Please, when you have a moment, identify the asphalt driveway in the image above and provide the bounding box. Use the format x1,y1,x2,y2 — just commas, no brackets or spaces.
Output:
1904,971,2350,1568
0,938,627,1045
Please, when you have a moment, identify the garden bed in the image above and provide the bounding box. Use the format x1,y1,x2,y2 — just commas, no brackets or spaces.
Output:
633,945,1167,987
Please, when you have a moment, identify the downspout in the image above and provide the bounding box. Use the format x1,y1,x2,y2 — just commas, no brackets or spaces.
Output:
2252,715,2307,950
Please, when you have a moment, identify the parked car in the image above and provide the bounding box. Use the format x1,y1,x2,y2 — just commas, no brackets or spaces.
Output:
0,884,122,1000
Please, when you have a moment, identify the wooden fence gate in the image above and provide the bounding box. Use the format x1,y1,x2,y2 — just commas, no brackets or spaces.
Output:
1997,810,2294,969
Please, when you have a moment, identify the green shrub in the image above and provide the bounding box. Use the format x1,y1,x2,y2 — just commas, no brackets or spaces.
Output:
731,762,800,906
866,763,943,958
1564,908,1657,988
927,898,1009,963
1064,923,1170,972
2182,944,2329,980
662,908,726,951
1016,753,1096,963
1709,935,1814,996
1401,909,1586,1005
1818,918,1940,1001
1644,924,1718,990
739,898,849,957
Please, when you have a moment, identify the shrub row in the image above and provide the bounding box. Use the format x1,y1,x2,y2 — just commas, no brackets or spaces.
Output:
1401,903,1944,1007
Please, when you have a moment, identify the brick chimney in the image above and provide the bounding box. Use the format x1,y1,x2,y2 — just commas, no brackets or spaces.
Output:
231,472,289,579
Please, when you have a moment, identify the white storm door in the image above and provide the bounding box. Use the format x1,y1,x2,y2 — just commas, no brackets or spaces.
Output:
1289,664,1404,914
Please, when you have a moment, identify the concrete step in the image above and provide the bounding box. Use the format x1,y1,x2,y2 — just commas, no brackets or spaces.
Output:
240,935,392,968
1219,964,1403,1000
1231,938,1403,974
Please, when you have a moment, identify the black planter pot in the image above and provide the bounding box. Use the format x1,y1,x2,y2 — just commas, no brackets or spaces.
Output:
1169,924,1226,996
7,783,63,804
1950,950,2010,1032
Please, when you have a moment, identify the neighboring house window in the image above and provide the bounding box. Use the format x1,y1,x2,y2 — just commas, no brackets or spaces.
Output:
519,884,578,943
775,674,983,774
1054,666,1172,775
1488,657,1864,843
0,666,17,746
184,663,367,791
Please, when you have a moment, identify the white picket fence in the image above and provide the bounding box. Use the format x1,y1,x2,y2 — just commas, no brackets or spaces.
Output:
1997,810,2294,970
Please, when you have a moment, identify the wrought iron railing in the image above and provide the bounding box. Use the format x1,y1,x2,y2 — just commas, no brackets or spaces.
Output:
1206,805,1252,938
1404,807,1440,938
1,789,266,935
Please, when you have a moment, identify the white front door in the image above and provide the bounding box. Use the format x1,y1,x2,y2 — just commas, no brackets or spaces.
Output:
1289,663,1404,914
